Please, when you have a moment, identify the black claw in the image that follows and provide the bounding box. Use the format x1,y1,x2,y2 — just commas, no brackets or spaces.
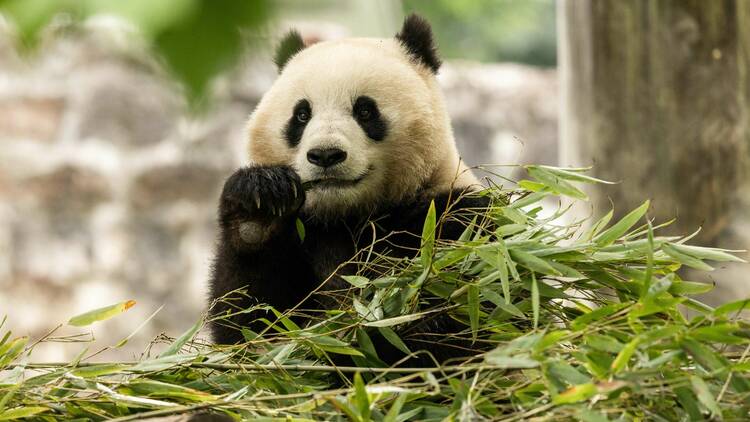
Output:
220,165,305,221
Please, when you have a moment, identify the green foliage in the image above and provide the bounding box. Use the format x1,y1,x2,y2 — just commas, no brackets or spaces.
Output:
67,300,135,327
403,0,557,66
1,166,749,420
0,0,272,106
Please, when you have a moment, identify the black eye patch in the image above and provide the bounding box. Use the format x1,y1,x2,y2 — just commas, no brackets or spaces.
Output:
353,96,388,142
284,99,311,147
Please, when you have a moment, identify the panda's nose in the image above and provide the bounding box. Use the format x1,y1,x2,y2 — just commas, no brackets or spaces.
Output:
307,148,347,168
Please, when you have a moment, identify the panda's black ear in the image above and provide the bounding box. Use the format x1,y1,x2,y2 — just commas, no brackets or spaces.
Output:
274,30,306,73
395,13,441,73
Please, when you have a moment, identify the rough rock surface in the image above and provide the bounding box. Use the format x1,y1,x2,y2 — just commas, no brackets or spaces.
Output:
0,28,557,360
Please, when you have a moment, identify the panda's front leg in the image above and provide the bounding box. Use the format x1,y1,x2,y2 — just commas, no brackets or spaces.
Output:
218,165,305,249
208,165,315,344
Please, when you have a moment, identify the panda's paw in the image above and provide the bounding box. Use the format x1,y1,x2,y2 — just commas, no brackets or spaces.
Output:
220,165,305,220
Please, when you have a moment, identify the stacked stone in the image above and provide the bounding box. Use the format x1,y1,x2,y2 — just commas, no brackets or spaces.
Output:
0,23,271,360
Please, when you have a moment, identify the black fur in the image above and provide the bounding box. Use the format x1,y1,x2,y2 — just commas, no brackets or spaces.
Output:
395,14,441,73
274,30,306,72
284,99,312,147
210,165,312,344
353,96,388,141
208,165,489,364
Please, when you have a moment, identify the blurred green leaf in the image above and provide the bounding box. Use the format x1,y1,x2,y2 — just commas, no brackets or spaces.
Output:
530,272,539,329
0,0,272,106
552,383,596,404
0,337,27,369
0,406,49,420
584,334,623,354
674,386,703,421
610,337,639,374
383,394,409,422
468,284,480,341
71,364,128,378
690,376,722,420
353,372,370,421
68,300,136,327
713,299,750,317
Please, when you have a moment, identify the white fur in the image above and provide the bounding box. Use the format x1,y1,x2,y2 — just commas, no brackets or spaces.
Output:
245,37,478,217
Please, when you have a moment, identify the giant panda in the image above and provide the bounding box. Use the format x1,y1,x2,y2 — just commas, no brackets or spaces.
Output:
208,14,491,364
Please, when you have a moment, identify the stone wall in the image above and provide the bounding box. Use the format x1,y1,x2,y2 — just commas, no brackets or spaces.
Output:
0,27,557,360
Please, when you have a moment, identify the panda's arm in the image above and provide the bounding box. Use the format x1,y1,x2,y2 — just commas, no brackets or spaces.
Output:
208,166,315,344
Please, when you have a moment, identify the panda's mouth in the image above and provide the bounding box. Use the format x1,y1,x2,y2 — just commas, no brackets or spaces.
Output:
302,168,372,191
302,176,365,190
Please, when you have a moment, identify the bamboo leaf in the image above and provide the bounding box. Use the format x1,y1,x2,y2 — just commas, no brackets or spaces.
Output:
308,336,364,357
578,409,611,422
484,354,539,368
663,243,714,271
674,386,703,421
713,299,750,317
690,376,722,420
0,407,49,420
363,312,426,328
383,394,409,422
611,337,640,374
353,372,370,420
510,249,561,276
420,200,437,269
552,383,596,404
584,208,613,241
571,303,629,331
531,273,540,329
594,201,650,247
378,327,411,355
669,281,714,295
295,218,306,242
690,324,746,345
71,364,128,378
526,166,588,199
552,382,597,404
159,319,202,357
131,354,198,372
0,337,27,369
342,275,370,288
534,165,615,185
68,300,136,327
585,334,623,354
667,243,745,263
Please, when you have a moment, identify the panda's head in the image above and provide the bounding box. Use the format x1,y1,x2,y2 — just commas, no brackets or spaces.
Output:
246,14,477,218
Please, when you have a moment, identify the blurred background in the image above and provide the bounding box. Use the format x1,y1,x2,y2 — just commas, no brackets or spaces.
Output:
0,0,747,361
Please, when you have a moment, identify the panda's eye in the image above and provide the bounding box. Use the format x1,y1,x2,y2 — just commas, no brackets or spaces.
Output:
357,107,372,120
286,99,312,147
352,96,387,142
353,96,378,122
296,109,310,123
